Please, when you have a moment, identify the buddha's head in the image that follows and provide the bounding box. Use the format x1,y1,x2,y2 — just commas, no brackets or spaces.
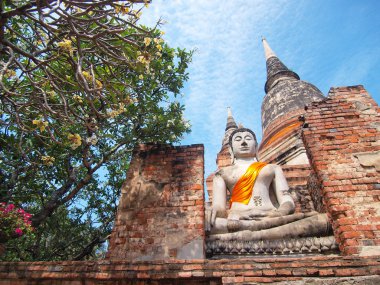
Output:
228,128,258,161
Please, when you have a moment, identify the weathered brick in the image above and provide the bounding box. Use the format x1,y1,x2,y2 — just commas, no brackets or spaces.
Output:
319,269,335,276
302,86,380,256
107,144,205,261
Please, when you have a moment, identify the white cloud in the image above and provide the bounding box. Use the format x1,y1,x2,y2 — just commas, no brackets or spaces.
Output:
140,0,380,180
141,0,290,176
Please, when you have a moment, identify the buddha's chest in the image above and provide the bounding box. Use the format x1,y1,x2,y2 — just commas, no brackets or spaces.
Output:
222,167,247,191
223,166,271,190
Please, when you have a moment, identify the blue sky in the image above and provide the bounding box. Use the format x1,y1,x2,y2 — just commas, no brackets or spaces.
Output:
141,0,380,182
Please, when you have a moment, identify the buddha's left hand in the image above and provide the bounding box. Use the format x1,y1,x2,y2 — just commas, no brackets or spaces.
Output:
268,201,295,217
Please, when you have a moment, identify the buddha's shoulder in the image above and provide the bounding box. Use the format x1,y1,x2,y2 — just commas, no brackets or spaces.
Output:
214,165,238,177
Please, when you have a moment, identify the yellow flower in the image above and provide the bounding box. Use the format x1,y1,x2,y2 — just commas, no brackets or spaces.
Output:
135,11,142,18
107,103,126,118
5,70,16,78
67,133,82,149
160,31,165,35
107,110,118,118
57,39,74,56
47,90,56,97
41,155,55,166
155,51,162,57
139,74,144,80
115,5,129,15
153,38,164,44
32,119,48,132
41,80,50,88
96,79,103,88
73,95,83,103
144,37,152,46
124,96,133,105
137,55,150,65
118,102,126,111
82,71,92,81
156,44,162,51
82,71,102,88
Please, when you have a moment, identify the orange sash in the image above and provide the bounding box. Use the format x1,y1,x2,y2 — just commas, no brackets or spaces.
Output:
230,162,267,208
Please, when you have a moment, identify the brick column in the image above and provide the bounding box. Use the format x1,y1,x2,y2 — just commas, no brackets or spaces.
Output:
107,143,205,261
302,85,380,255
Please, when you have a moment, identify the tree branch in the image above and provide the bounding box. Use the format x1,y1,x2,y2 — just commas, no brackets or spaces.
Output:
0,0,55,21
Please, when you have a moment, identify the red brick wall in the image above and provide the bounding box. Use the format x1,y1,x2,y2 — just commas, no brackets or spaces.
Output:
302,85,380,256
282,164,315,213
216,145,232,168
0,255,379,284
106,143,205,261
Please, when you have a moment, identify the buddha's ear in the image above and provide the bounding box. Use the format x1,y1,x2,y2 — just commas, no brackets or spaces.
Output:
255,139,259,161
228,145,235,164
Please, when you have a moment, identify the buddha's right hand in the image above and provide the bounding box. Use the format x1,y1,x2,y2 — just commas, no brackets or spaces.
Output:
206,208,227,232
206,209,218,233
205,208,213,232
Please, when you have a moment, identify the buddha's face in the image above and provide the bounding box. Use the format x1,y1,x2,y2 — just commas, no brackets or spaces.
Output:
231,131,257,158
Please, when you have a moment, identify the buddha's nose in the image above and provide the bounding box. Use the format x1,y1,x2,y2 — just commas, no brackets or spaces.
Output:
241,141,247,146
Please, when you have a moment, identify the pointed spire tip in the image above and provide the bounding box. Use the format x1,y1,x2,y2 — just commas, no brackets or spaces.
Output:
262,37,276,60
225,107,237,131
227,107,232,117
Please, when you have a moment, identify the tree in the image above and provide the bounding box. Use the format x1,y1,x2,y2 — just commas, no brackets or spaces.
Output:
0,0,192,260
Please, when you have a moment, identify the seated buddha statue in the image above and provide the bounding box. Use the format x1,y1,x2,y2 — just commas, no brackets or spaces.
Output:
207,127,331,241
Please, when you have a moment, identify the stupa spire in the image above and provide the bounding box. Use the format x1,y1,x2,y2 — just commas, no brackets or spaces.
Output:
261,36,276,60
259,38,325,164
227,106,233,117
262,37,300,93
225,107,237,131
221,107,237,146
